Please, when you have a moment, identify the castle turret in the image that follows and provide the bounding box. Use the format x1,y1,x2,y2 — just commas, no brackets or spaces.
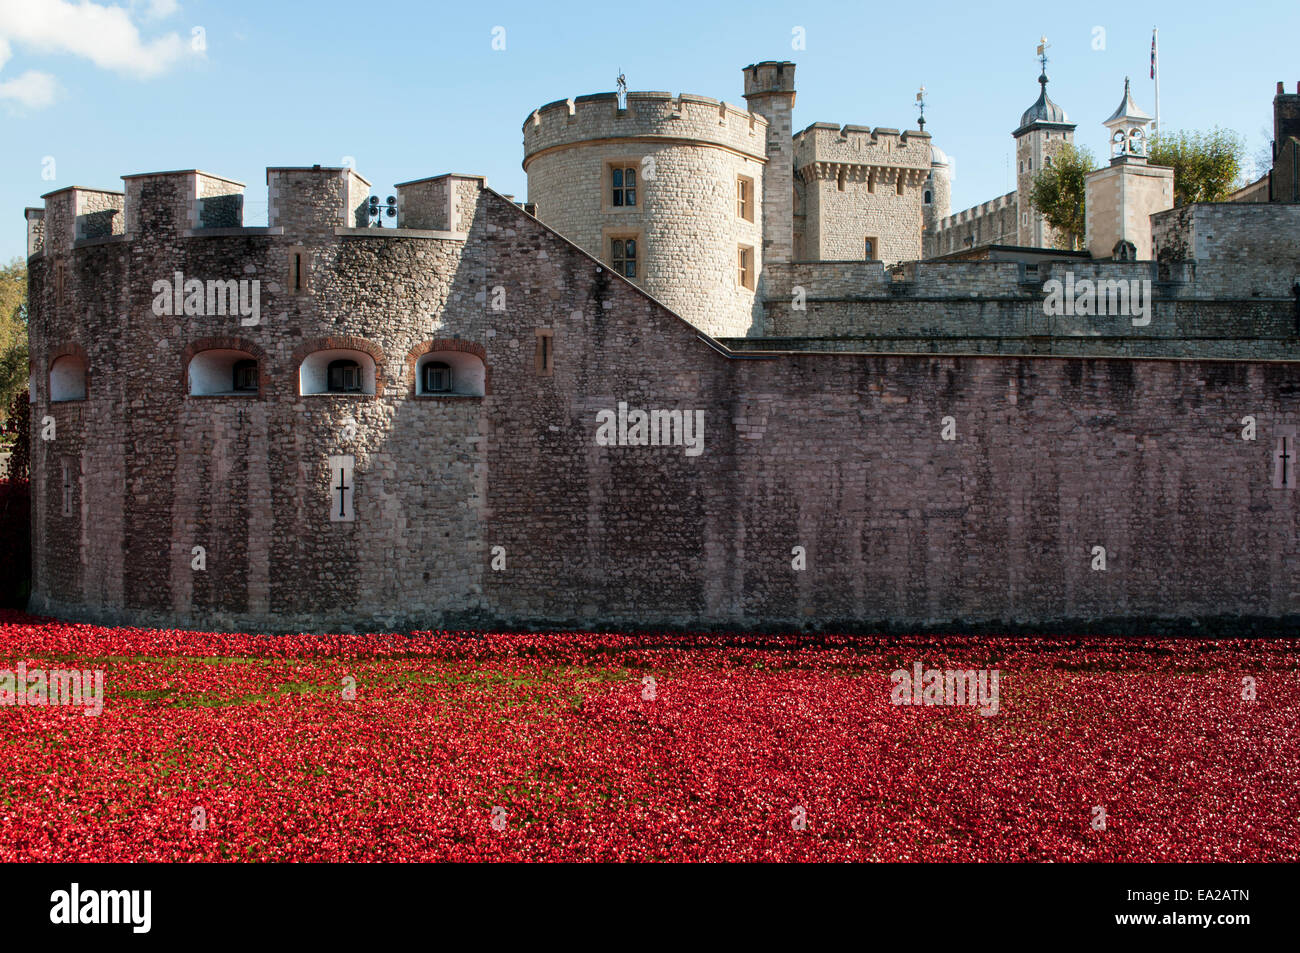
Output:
1013,51,1076,247
522,88,768,337
743,61,796,264
1085,78,1173,259
923,144,952,247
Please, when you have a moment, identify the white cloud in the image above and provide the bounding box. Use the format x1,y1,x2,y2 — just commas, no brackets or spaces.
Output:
133,0,180,20
0,0,193,80
0,68,57,108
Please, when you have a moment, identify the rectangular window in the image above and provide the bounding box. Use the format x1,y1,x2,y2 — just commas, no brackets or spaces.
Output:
611,236,637,278
54,260,66,306
535,328,554,376
611,165,637,207
233,360,258,392
864,237,879,260
288,245,308,294
896,174,905,196
328,455,355,522
737,175,754,221
737,245,754,290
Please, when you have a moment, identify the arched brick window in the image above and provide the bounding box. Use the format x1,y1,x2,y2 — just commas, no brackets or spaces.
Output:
182,338,269,398
294,337,385,397
48,343,88,402
405,339,488,397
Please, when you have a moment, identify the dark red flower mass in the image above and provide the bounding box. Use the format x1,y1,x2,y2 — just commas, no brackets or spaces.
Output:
0,609,1295,862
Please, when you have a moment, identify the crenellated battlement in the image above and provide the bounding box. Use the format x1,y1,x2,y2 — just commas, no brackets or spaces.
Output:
267,166,371,235
793,122,931,179
25,164,469,253
522,90,768,168
743,61,796,98
120,170,245,239
935,191,1017,231
36,186,125,256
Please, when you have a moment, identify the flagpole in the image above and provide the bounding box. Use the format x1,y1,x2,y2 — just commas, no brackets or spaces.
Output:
1153,27,1160,141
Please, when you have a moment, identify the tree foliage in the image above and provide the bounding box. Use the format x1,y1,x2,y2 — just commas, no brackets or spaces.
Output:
0,258,28,424
6,389,29,482
1149,128,1246,206
1027,144,1096,250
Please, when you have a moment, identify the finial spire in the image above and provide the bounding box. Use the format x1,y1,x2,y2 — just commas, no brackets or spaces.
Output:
915,85,926,130
1036,35,1050,82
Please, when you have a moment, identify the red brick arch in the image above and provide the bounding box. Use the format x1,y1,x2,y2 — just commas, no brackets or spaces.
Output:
47,341,89,403
404,339,490,397
291,336,387,398
181,336,272,398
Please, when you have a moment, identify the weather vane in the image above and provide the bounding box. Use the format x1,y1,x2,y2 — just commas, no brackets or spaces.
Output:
1036,35,1050,73
915,85,926,130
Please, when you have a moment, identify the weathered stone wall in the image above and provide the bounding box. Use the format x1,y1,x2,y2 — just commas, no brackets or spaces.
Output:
759,260,1299,357
24,180,1300,633
1152,202,1300,265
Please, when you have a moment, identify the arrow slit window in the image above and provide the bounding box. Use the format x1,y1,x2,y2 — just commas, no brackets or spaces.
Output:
328,455,355,522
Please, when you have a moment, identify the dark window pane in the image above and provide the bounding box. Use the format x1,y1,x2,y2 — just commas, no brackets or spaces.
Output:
624,262,636,277
612,168,623,187
612,239,623,257
612,192,623,207
626,168,635,185
626,189,635,206
625,240,636,256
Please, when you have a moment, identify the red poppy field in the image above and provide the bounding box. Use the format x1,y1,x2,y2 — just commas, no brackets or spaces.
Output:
0,609,1297,862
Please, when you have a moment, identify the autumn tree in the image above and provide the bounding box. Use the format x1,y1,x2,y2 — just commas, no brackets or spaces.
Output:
1148,128,1246,206
1027,143,1096,251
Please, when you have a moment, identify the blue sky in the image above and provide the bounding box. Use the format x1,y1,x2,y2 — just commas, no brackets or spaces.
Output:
1,0,1294,263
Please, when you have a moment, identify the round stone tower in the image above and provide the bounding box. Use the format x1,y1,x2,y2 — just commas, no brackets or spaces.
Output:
522,89,768,338
923,143,952,239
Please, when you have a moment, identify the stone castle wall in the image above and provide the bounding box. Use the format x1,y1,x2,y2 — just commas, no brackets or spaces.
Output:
926,192,1019,258
24,176,1300,633
757,259,1300,357
1153,202,1300,265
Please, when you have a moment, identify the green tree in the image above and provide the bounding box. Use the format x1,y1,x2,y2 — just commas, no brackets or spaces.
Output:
0,258,29,424
1028,143,1096,250
1149,128,1246,206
